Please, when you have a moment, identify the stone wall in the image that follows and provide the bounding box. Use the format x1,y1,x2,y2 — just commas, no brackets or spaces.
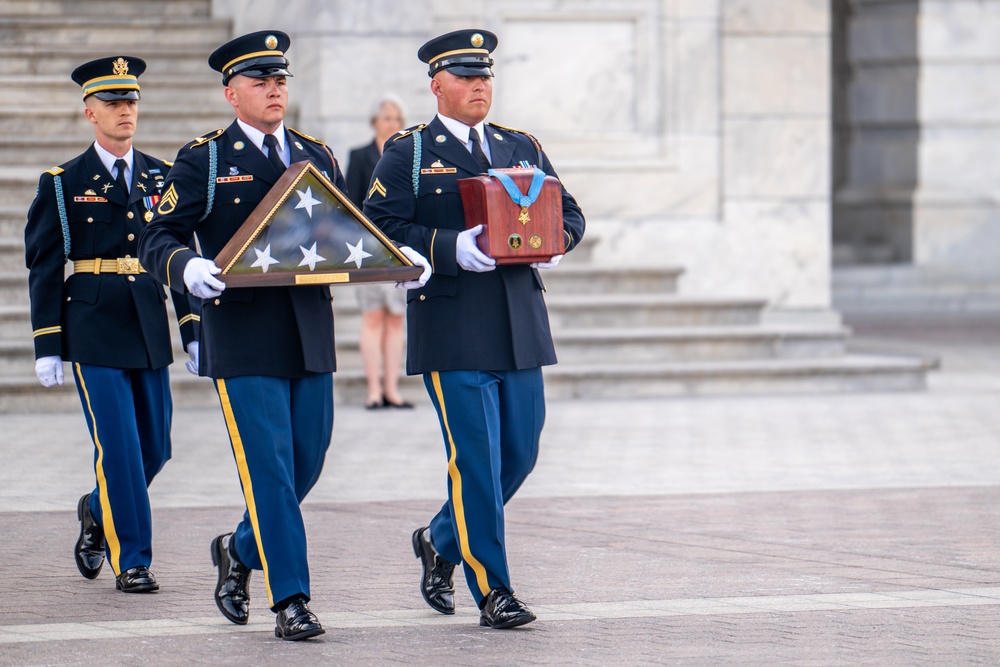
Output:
211,0,835,313
835,0,1000,274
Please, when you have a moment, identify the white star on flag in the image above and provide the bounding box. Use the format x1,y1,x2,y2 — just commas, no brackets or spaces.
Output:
344,239,373,268
298,242,326,271
294,186,321,218
251,243,280,273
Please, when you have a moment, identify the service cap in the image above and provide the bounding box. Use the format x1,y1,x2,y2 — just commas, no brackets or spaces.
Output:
417,29,497,78
209,30,292,85
71,56,145,101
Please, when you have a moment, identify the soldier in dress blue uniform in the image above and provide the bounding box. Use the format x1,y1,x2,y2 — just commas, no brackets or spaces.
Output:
25,56,199,594
137,30,384,641
363,29,586,628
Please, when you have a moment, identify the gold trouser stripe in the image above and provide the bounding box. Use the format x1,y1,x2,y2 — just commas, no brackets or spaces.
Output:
164,247,186,290
74,363,123,575
430,371,491,595
429,229,438,274
216,379,274,607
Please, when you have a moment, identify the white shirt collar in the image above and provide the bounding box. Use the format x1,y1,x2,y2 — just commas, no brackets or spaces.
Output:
436,113,489,155
93,142,133,180
237,118,286,153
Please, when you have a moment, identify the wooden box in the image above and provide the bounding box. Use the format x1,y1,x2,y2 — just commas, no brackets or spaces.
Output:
458,168,564,264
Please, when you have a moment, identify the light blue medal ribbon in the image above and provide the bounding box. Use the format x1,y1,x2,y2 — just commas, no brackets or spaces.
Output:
487,167,546,208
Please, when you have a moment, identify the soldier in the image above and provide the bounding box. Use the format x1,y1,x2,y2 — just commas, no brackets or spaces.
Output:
138,30,428,641
363,29,586,628
25,56,199,594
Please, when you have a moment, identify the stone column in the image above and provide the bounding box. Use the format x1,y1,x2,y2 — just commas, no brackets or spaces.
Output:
720,0,833,312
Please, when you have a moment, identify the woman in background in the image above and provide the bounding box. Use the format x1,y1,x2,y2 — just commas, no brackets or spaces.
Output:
346,95,412,409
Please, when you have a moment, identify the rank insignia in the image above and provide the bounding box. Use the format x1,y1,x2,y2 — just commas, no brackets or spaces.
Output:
157,183,178,215
74,196,107,203
216,175,254,184
368,177,387,199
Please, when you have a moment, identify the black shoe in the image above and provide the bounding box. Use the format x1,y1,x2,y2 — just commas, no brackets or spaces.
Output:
411,527,456,614
211,533,251,625
479,588,536,629
74,493,105,579
383,397,414,409
275,599,325,641
115,566,159,593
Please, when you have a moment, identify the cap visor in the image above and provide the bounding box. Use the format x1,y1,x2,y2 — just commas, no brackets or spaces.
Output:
89,90,141,101
436,64,494,77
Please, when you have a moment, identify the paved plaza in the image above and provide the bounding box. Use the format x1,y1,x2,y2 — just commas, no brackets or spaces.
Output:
0,314,998,665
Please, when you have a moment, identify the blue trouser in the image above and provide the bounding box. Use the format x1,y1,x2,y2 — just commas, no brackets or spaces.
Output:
424,368,545,607
214,373,333,610
72,363,172,577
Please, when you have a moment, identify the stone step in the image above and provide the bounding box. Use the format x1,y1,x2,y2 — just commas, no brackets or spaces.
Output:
0,353,936,413
540,354,936,399
0,239,24,273
0,104,233,138
1,73,223,106
542,265,682,295
0,321,850,379
0,44,221,76
0,16,231,48
0,306,29,338
544,294,765,328
0,206,27,238
0,134,193,168
0,0,211,17
0,272,28,306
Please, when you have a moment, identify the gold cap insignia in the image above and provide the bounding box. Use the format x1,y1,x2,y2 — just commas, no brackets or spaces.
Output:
471,33,484,48
112,57,129,76
265,35,278,49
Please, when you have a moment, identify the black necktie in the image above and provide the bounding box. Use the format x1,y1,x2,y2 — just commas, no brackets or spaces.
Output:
114,158,129,195
263,133,287,175
469,127,491,172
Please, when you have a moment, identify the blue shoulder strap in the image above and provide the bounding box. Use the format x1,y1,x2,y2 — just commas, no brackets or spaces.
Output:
411,131,422,196
52,175,70,259
198,140,217,222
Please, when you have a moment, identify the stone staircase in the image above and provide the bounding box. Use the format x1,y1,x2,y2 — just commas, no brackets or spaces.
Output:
0,0,934,412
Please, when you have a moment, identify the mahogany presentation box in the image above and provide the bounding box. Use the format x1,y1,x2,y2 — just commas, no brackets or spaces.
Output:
458,168,564,264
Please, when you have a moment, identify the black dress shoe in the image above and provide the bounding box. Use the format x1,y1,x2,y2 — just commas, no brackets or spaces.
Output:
480,588,536,629
115,566,159,593
411,527,455,614
211,533,251,625
74,493,105,579
275,598,325,641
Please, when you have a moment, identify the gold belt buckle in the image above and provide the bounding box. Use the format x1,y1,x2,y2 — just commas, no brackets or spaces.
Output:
117,257,141,274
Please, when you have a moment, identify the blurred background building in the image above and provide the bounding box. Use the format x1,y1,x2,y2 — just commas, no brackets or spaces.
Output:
6,0,996,409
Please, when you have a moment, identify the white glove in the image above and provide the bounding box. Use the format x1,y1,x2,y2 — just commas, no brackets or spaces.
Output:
185,341,199,375
531,254,563,269
183,257,226,299
395,246,432,290
35,355,64,387
456,224,496,273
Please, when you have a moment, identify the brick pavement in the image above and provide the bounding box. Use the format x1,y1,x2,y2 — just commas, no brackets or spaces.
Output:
0,313,998,665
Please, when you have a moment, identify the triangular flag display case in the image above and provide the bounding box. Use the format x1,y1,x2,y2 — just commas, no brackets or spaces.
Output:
214,161,422,287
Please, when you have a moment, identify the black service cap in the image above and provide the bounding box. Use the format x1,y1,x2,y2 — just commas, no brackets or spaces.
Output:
209,30,292,85
417,29,497,78
71,56,145,101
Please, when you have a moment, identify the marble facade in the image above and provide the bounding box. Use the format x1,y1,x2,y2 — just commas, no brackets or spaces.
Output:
212,0,835,313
